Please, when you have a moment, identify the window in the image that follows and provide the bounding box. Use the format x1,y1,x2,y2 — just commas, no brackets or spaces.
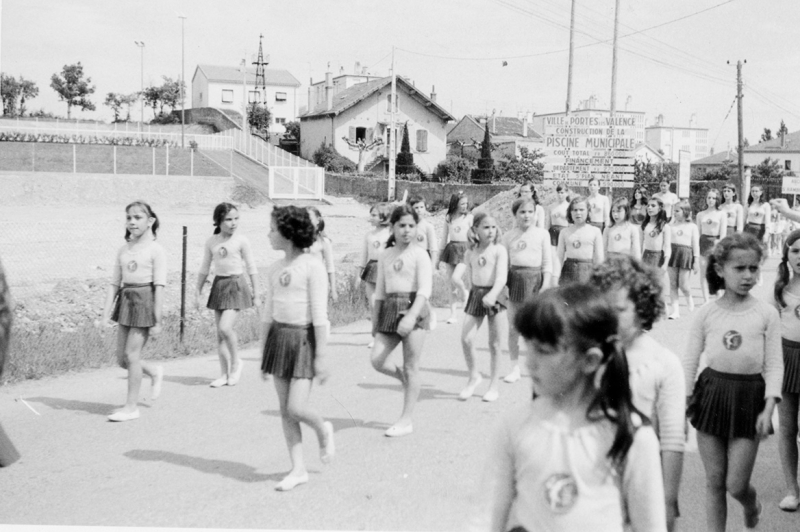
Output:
276,92,287,102
416,129,428,152
349,126,371,143
221,89,234,103
248,91,261,103
786,160,792,171
682,130,690,138
275,118,286,125
199,92,203,103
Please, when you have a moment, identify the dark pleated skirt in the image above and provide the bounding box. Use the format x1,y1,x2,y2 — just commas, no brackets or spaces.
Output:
559,258,593,285
207,275,253,310
465,285,509,317
727,225,737,235
261,322,316,379
440,241,468,265
642,249,664,268
668,244,693,270
783,338,800,394
0,422,20,468
548,225,567,247
111,283,156,328
744,223,766,240
361,260,379,283
688,367,766,440
376,292,430,334
507,266,543,303
699,234,718,257
588,221,605,232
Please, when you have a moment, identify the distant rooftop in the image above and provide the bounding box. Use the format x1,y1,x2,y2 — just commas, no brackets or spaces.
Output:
194,64,301,87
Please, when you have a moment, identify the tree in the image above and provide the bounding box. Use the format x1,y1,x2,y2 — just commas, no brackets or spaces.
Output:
104,92,125,122
760,128,773,143
247,102,271,138
494,147,545,183
50,62,96,119
122,92,138,121
143,86,160,119
16,77,38,117
342,131,383,174
284,121,300,142
396,122,415,176
472,124,495,182
158,76,184,113
751,157,785,181
1,74,38,117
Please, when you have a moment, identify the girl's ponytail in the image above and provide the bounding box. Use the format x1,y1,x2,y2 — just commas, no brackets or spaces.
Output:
705,253,724,295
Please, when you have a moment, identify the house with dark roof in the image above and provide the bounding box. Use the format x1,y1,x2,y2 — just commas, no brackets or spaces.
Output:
690,150,737,175
744,131,800,174
299,73,455,174
191,64,302,125
447,115,543,159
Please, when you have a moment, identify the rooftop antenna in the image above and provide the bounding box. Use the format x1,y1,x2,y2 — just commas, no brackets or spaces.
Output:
252,34,270,102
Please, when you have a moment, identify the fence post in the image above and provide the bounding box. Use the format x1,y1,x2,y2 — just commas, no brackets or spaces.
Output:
152,147,156,175
73,144,76,173
113,145,117,174
166,146,169,176
191,148,194,176
180,225,187,343
32,142,35,172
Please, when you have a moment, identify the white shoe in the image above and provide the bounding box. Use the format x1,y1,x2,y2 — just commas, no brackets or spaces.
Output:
228,360,244,386
108,409,140,422
210,376,228,388
367,341,374,349
503,367,521,383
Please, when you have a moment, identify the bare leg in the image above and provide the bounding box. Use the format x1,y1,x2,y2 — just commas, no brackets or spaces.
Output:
667,267,680,319
389,329,426,435
550,245,562,284
483,312,507,402
678,268,694,313
778,392,800,509
218,309,244,385
504,301,522,383
459,314,484,400
726,437,761,528
696,431,729,532
121,327,154,412
699,256,710,303
370,333,404,382
365,282,377,347
446,263,467,322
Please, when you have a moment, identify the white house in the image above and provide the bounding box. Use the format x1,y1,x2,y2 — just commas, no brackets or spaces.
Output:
743,130,800,174
191,64,301,125
645,115,709,162
299,74,455,174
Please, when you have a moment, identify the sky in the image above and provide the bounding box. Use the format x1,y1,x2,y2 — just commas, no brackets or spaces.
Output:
1,0,799,153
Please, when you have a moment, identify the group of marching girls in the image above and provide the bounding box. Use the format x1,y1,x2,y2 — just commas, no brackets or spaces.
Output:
95,178,800,530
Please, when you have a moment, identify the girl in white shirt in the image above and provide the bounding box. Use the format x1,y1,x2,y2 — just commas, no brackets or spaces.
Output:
773,229,800,512
587,177,611,231
629,186,649,226
307,207,337,302
459,213,509,403
684,233,782,531
261,206,334,492
604,197,641,258
721,182,744,234
653,179,679,222
696,188,727,303
470,284,666,532
641,198,671,270
370,204,433,438
360,203,392,328
100,201,165,422
516,181,546,229
439,193,473,324
546,184,571,283
744,185,771,243
667,201,699,320
557,196,604,285
196,203,260,388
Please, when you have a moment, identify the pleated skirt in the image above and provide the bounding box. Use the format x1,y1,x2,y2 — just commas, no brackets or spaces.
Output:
465,285,509,317
361,260,379,283
744,223,766,240
507,266,543,303
261,322,316,379
440,241,468,265
376,292,430,334
0,422,20,467
642,249,664,268
688,367,766,440
699,234,718,257
668,244,693,270
783,338,800,394
111,283,156,328
559,258,593,285
548,225,567,247
207,275,252,310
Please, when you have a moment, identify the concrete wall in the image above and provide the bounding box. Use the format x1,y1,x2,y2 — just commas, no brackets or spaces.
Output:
324,173,513,210
0,171,235,207
300,117,335,160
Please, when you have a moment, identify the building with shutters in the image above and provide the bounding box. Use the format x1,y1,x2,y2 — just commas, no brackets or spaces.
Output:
299,72,455,174
447,114,543,159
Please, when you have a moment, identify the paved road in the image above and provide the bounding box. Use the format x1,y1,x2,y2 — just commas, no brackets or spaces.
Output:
1,259,799,531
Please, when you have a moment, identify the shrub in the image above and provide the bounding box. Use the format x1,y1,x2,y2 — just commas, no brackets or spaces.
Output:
151,112,180,125
396,123,415,175
493,147,545,183
435,155,474,183
313,142,357,173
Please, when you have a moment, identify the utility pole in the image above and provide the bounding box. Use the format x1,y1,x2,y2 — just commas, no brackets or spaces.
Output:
607,0,621,193
178,14,187,149
565,0,576,113
241,58,248,133
388,46,396,201
134,41,145,136
737,60,745,195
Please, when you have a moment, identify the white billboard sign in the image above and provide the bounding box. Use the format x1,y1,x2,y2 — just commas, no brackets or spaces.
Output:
782,176,800,194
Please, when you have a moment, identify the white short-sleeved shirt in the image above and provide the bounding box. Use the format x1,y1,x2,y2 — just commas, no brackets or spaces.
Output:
111,241,167,287
198,233,258,277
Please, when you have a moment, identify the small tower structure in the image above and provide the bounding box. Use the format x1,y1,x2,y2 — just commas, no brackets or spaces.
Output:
252,34,270,103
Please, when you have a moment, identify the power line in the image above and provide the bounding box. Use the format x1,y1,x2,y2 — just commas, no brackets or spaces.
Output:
710,96,738,152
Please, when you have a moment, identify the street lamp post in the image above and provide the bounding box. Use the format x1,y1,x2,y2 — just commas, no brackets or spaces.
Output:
134,41,145,136
178,14,187,149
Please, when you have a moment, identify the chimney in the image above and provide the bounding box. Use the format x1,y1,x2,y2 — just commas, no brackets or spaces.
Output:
307,78,313,113
325,70,333,111
354,61,361,74
430,85,437,102
781,131,786,148
339,66,344,75
522,116,528,138
362,66,368,75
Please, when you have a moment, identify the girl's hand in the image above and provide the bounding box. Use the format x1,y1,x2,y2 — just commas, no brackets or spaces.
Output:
693,262,699,274
435,261,441,270
150,322,163,338
330,289,338,302
770,198,791,214
396,315,415,337
252,292,262,308
261,370,272,382
481,294,497,308
755,410,773,439
314,356,330,385
97,317,116,329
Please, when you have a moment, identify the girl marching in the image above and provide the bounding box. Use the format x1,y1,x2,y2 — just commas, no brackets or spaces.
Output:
696,189,728,303
557,196,604,285
370,204,433,437
469,284,666,532
260,206,334,491
439,192,473,324
502,197,552,384
517,181,546,228
683,232,783,531
360,203,392,345
744,184,771,244
667,201,699,320
196,203,259,388
603,197,642,258
586,177,611,231
721,182,745,234
307,207,338,301
630,186,649,225
773,229,800,512
101,201,165,422
458,213,509,402
641,197,671,270
546,183,570,284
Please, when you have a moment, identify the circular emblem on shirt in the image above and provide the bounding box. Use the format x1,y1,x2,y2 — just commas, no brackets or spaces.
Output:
372,241,381,249
454,226,462,234
516,240,527,250
126,260,138,272
572,240,581,249
794,305,800,319
218,246,228,258
478,256,487,267
393,259,404,272
613,233,622,241
649,230,657,238
722,330,742,351
544,473,579,514
279,270,291,287
416,234,425,242
706,218,713,225
677,230,683,236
